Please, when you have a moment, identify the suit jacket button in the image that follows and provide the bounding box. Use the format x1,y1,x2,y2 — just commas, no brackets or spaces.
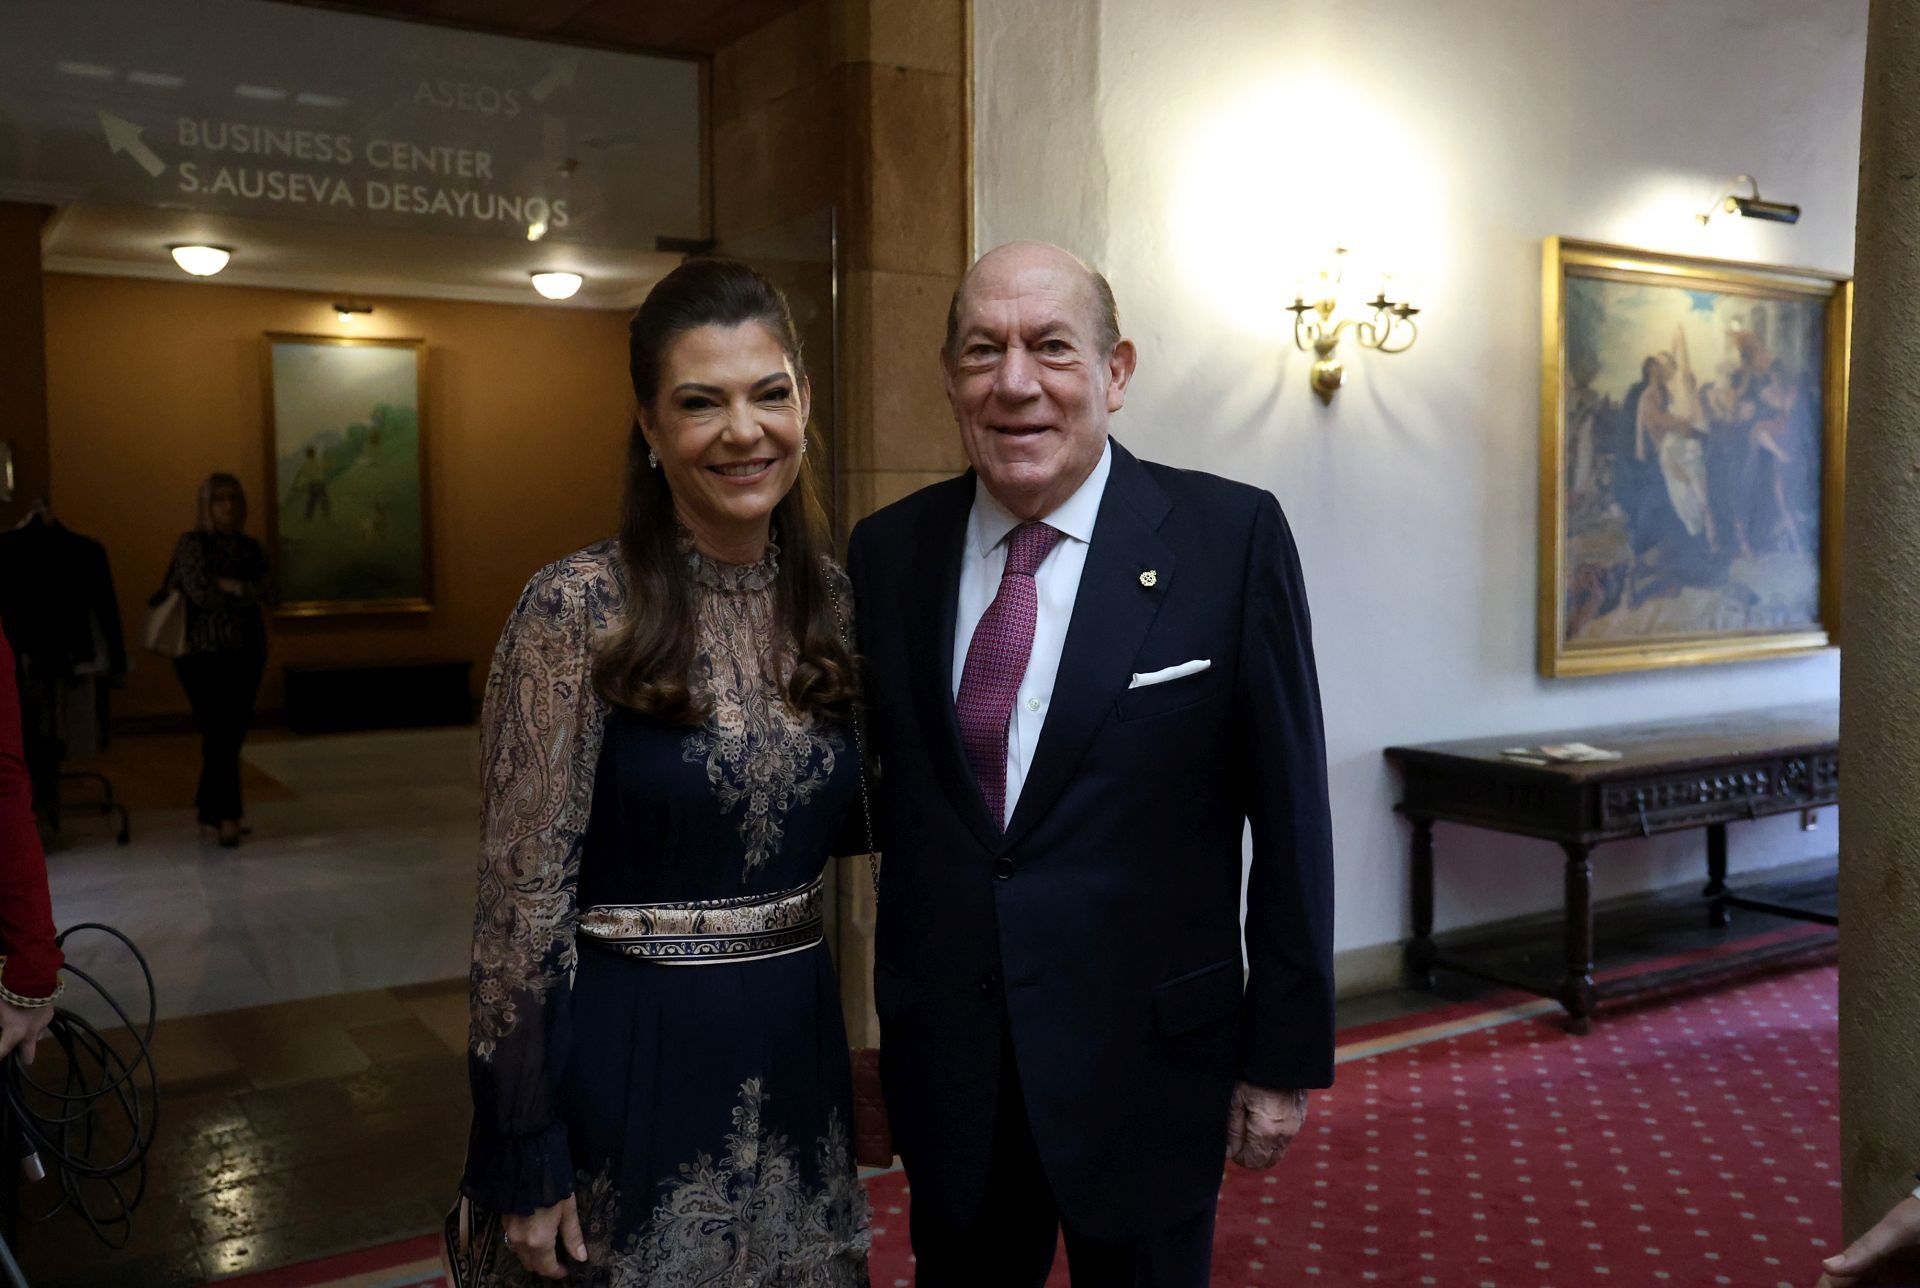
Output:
993,856,1015,880
979,972,999,997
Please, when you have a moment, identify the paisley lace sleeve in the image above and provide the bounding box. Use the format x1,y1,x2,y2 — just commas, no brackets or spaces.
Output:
461,542,618,1215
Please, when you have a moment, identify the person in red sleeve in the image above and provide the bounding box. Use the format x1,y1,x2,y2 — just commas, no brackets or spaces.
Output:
0,628,63,1061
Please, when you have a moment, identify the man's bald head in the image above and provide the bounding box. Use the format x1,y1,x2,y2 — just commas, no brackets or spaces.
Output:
944,241,1121,362
937,239,1137,520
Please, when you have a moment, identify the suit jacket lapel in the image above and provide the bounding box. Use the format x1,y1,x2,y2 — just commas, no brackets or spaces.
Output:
905,473,1005,849
1002,441,1174,849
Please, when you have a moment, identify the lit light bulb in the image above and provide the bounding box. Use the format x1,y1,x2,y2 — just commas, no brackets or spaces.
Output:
170,245,231,276
530,271,583,300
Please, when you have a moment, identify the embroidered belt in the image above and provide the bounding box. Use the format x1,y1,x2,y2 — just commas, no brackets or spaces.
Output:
577,877,824,964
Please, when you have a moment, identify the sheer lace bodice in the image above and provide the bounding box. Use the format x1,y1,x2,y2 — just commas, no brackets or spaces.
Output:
679,539,842,881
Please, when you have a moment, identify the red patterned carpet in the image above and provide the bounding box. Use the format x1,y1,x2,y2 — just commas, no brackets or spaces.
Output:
871,959,1841,1287
227,958,1840,1288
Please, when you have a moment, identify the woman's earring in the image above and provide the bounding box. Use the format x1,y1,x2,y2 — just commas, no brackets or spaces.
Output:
800,436,809,455
646,447,659,469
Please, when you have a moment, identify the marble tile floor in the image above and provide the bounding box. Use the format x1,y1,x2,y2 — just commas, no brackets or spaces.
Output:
45,728,481,1032
12,978,472,1288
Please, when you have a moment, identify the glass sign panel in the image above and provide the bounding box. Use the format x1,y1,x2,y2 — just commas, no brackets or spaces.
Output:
0,0,704,248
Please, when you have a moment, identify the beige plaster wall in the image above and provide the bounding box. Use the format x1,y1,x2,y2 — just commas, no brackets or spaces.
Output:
976,0,1860,960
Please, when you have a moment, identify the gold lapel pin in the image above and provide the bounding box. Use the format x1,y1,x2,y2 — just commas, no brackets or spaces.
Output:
1139,569,1159,588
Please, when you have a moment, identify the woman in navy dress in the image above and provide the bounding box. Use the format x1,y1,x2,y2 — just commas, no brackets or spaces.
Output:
449,260,870,1285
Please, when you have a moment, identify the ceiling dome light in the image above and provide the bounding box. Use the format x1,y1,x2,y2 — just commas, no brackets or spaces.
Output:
530,271,583,300
169,244,231,276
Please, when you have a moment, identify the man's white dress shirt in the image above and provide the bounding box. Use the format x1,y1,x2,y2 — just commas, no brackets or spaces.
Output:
952,440,1113,827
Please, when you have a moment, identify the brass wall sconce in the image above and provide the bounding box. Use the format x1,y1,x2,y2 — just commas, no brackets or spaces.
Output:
1697,175,1801,225
1287,247,1420,404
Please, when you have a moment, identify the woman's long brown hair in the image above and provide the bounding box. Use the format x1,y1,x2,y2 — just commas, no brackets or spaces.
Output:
593,258,858,726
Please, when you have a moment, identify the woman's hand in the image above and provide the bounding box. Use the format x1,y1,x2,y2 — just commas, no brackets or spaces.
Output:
0,999,53,1063
217,577,247,596
504,1194,587,1280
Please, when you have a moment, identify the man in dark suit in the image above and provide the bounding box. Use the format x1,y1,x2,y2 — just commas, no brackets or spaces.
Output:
846,241,1335,1286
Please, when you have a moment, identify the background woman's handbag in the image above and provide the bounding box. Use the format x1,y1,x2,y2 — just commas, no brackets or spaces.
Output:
828,566,894,1169
141,579,187,659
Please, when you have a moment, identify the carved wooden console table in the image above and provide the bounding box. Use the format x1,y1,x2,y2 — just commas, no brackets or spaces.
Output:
1384,703,1838,1033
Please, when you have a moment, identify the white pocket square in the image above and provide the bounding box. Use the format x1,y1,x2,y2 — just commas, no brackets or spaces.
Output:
1128,659,1211,689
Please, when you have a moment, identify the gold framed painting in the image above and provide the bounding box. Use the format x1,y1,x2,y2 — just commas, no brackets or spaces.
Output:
261,333,432,616
1538,238,1850,678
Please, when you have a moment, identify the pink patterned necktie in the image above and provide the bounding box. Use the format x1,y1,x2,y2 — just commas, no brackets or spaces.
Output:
955,521,1063,829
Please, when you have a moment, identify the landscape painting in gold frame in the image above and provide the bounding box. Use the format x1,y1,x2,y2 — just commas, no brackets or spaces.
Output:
261,333,432,617
1539,238,1849,678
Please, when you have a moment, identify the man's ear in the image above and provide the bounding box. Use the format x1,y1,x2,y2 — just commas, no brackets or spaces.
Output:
1105,339,1138,413
940,347,961,414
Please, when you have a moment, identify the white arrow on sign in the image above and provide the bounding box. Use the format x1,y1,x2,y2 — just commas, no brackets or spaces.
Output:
530,57,577,103
98,110,166,178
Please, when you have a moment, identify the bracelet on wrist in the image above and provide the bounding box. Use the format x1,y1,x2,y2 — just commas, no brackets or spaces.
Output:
0,957,63,1008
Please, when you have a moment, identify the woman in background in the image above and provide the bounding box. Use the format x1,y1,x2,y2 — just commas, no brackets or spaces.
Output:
166,473,271,848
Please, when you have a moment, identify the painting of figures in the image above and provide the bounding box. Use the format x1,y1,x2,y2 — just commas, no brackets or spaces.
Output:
261,334,430,615
1539,240,1848,677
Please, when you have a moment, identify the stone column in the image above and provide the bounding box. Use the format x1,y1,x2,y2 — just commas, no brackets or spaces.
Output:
829,0,971,1048
1840,0,1920,1245
711,0,971,1045
0,203,51,527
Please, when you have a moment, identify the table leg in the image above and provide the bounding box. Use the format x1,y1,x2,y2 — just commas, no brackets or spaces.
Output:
1562,842,1595,1034
1703,821,1730,928
1404,815,1436,991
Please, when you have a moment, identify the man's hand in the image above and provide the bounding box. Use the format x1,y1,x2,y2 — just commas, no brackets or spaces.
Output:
1817,1194,1920,1287
504,1193,587,1280
1226,1082,1308,1170
0,999,53,1064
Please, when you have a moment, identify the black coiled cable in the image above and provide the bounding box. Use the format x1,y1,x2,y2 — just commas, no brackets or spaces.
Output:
1,922,159,1251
